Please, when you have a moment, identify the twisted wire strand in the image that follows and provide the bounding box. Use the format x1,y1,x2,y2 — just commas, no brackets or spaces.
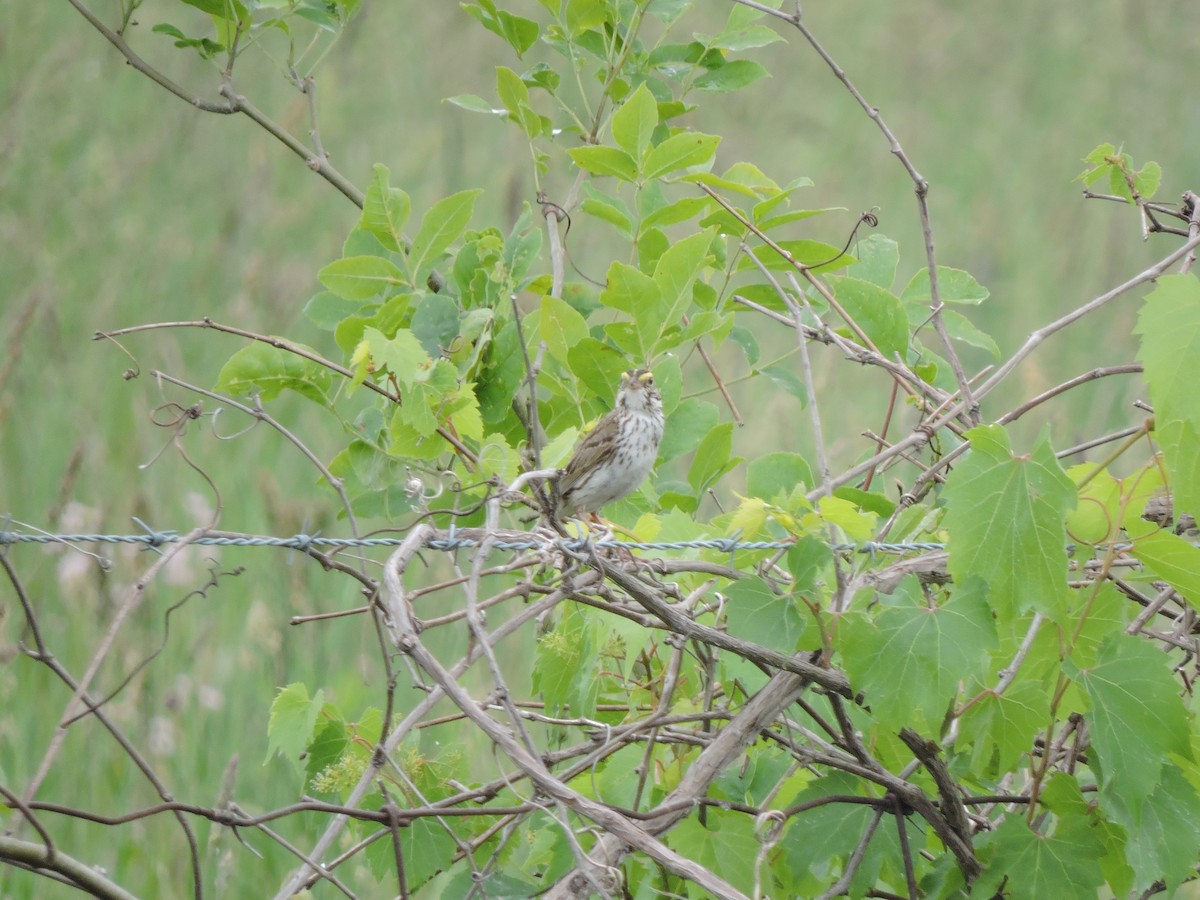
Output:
0,527,948,555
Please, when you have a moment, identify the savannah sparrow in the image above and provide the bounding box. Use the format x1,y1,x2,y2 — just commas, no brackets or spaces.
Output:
557,369,664,518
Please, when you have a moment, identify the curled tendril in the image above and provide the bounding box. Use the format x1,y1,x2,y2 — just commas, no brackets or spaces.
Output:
808,207,882,269
150,401,203,429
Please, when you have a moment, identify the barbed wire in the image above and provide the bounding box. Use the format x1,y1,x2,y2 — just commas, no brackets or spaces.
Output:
0,522,948,556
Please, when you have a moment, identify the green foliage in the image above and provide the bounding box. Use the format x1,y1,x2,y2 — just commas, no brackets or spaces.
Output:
14,0,1200,898
1078,142,1162,203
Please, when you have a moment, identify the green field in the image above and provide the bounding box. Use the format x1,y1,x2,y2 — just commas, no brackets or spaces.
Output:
3,2,1199,896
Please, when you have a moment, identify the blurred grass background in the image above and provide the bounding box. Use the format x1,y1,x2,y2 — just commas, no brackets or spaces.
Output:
2,1,1198,895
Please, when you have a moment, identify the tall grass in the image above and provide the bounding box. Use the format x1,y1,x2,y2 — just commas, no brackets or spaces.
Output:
2,1,1197,894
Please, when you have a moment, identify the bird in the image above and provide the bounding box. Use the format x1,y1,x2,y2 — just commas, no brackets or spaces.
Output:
556,368,664,519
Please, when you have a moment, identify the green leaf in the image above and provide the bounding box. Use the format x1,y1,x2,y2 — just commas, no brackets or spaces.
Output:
694,59,769,93
360,163,410,253
1135,274,1200,518
740,239,853,275
610,82,657,161
959,676,1046,775
461,1,538,57
643,132,720,179
669,812,758,895
565,0,610,34
935,308,1001,359
319,255,408,300
410,293,461,356
901,266,990,305
659,397,719,462
215,342,333,404
652,229,712,336
943,426,1075,621
265,683,324,766
845,233,899,289
712,23,783,52
1134,160,1161,200
304,715,348,791
444,93,503,115
532,604,600,717
827,276,909,359
688,422,736,493
538,295,589,365
407,189,482,287
1117,764,1200,893
566,337,627,402
746,451,812,500
495,65,542,137
724,577,805,653
1128,529,1200,610
781,773,878,892
600,261,660,355
303,291,368,331
641,196,710,229
760,365,808,404
972,816,1104,900
840,576,996,732
1064,633,1192,821
355,326,428,391
568,145,639,181
580,189,634,235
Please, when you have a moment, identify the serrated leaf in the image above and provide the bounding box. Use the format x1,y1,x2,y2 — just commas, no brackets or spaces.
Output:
265,683,324,766
841,576,996,732
532,604,600,717
319,255,408,300
724,577,805,653
746,451,812,500
972,816,1104,900
669,812,758,895
1134,160,1161,200
943,426,1075,621
356,326,428,391
1128,529,1200,610
407,189,482,287
1064,633,1192,822
304,717,348,790
959,676,1046,775
1118,764,1200,893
